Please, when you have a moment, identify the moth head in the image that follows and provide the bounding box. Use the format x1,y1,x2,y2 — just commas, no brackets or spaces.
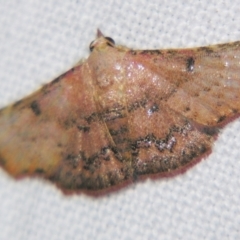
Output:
89,30,115,52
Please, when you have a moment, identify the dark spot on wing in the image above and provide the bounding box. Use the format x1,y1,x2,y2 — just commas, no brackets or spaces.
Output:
198,46,214,54
102,105,126,122
35,168,45,174
217,115,226,123
110,146,123,161
77,125,90,132
166,50,177,55
85,112,100,124
201,126,219,136
140,50,162,55
148,103,159,114
30,100,41,116
135,134,156,149
128,99,147,112
186,57,195,72
109,126,128,136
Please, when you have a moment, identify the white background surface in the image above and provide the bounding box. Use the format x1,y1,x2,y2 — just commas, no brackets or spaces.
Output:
0,1,240,239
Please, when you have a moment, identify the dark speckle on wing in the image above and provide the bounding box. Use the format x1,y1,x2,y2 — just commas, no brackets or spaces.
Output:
30,100,41,116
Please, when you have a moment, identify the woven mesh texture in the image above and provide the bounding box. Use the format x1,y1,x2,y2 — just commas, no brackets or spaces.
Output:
0,1,240,239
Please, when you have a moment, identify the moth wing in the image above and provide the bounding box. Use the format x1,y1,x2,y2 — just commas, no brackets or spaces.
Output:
122,42,240,177
127,42,240,127
0,64,131,192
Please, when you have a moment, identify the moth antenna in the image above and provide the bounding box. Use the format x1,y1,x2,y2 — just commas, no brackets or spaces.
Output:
97,29,105,38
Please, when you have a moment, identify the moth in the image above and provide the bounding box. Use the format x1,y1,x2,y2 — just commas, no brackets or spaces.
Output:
0,30,240,195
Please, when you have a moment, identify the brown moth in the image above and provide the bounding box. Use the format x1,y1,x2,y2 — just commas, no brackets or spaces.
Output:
0,30,240,195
